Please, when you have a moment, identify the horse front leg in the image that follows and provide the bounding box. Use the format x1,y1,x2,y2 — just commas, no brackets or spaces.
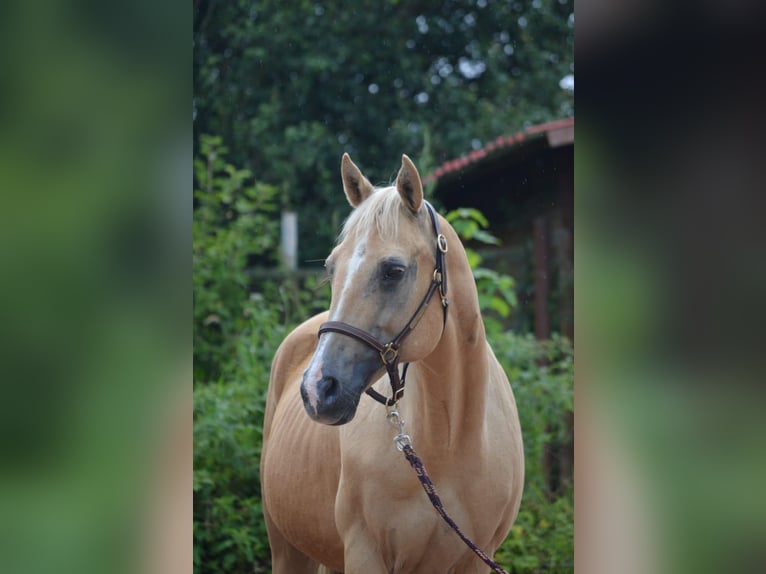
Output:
341,525,389,574
264,505,325,574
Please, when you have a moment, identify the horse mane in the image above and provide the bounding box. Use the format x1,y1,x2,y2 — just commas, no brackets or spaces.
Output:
339,186,405,242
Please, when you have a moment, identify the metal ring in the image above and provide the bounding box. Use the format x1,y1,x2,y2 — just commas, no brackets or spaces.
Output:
380,344,398,364
394,433,412,451
437,234,448,253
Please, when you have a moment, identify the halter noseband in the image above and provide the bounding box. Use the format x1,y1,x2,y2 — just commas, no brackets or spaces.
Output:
317,201,449,407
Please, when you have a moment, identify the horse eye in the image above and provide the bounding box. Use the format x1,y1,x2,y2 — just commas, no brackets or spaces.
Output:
382,265,405,281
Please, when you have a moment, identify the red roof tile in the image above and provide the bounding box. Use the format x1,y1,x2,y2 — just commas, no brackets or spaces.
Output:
424,117,574,184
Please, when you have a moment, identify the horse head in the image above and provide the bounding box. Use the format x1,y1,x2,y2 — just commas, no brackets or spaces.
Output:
300,154,447,425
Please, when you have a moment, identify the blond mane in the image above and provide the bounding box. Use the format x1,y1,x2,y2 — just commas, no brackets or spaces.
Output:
339,186,405,242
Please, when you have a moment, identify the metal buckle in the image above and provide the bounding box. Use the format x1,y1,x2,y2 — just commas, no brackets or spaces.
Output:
437,234,448,253
380,343,398,364
386,408,412,451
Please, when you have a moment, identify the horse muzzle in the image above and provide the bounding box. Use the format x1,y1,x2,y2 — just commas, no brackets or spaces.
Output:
300,371,361,425
300,344,382,425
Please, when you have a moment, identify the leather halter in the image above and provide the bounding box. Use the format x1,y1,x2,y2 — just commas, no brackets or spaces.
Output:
317,201,449,407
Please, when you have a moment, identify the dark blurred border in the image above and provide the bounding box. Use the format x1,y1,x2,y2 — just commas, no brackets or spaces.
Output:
577,1,766,572
0,0,190,573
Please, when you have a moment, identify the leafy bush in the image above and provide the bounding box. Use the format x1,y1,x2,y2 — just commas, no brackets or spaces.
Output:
193,135,330,572
193,134,280,382
194,378,271,573
493,332,574,572
194,284,314,572
445,207,518,335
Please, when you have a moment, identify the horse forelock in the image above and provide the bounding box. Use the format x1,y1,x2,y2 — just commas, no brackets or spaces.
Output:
339,186,406,243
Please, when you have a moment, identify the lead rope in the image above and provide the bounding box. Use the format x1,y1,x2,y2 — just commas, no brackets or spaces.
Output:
387,409,511,574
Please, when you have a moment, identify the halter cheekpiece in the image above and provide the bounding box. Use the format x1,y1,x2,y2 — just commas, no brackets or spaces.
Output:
317,201,449,407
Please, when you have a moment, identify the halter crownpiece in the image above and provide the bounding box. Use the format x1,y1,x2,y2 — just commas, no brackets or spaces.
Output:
317,201,449,406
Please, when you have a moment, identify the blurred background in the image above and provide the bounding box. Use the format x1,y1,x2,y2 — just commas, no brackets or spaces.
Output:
577,1,766,573
193,1,573,572
0,0,189,573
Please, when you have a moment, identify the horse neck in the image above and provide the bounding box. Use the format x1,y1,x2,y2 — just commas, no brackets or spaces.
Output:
406,229,490,456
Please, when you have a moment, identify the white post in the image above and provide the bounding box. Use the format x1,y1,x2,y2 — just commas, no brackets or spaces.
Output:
281,211,298,270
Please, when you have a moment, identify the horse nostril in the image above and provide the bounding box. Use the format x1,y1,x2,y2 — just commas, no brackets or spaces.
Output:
317,375,340,402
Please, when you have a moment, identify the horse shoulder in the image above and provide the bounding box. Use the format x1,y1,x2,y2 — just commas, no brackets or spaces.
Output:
264,311,329,440
270,311,329,393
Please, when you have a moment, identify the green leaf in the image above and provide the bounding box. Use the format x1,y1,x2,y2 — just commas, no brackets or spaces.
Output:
490,297,511,318
465,249,482,269
472,229,501,246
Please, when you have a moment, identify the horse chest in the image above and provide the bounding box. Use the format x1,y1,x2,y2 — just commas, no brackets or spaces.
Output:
335,420,498,570
336,457,491,572
261,389,345,564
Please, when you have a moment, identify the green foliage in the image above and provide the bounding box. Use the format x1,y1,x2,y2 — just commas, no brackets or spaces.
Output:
193,276,330,573
194,379,270,573
498,493,574,572
446,207,518,334
194,0,574,262
193,135,281,382
493,332,574,572
193,136,331,571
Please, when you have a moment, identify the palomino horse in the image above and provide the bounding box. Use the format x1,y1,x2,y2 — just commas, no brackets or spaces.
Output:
260,154,524,573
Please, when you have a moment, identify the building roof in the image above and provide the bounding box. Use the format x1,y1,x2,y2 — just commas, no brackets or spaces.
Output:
424,117,574,185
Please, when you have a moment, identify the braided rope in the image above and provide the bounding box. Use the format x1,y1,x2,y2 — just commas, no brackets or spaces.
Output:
401,444,510,574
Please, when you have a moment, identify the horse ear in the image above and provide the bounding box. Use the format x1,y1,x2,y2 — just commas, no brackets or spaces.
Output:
396,154,423,214
341,153,374,207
